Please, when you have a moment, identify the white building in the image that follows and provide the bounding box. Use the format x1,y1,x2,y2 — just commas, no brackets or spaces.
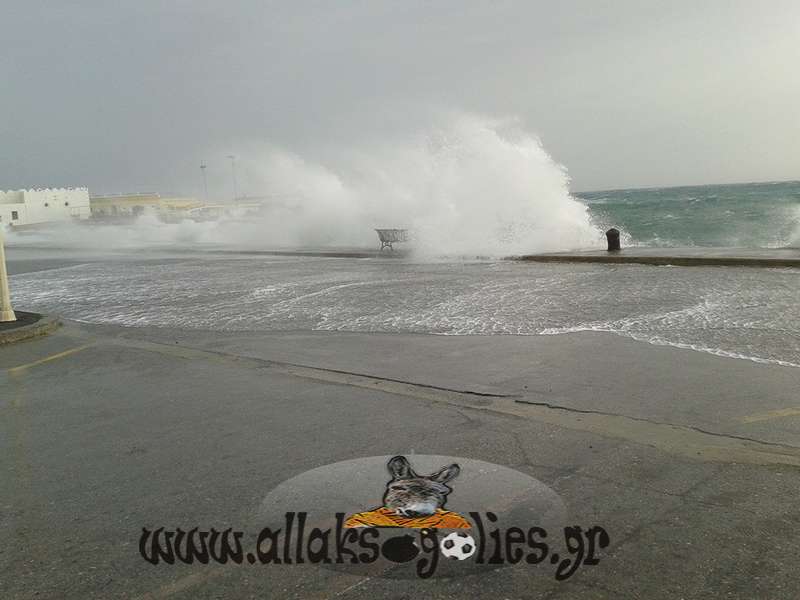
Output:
0,188,91,227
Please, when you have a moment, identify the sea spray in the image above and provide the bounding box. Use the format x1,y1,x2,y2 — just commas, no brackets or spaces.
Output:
5,114,603,256
242,113,603,256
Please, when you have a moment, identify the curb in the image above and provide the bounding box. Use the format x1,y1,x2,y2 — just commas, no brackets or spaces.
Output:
0,312,61,345
512,254,800,268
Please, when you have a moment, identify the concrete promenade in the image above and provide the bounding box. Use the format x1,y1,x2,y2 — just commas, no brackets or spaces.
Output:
3,321,800,598
195,246,800,267
200,246,800,267
516,246,800,268
7,244,800,268
206,246,800,268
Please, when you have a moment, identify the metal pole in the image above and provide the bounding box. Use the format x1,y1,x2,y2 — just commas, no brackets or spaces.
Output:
200,163,209,202
0,227,17,322
227,155,238,202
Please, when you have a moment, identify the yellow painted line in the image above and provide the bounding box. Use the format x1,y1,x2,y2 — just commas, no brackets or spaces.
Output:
740,407,800,424
7,344,93,374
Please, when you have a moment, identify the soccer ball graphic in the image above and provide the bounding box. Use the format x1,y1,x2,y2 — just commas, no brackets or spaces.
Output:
439,532,477,560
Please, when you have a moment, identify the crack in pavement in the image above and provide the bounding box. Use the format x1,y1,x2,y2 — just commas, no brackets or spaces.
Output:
72,328,800,469
259,361,800,467
514,398,800,452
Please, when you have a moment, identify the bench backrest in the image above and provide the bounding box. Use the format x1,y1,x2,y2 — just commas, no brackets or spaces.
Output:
375,229,409,242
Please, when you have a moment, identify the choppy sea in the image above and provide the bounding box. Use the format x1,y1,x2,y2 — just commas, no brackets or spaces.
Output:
580,180,800,248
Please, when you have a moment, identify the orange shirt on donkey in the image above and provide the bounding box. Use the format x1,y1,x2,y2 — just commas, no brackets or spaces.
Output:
345,456,470,529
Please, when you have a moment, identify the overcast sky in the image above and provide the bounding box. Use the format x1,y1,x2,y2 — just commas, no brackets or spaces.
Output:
1,0,798,195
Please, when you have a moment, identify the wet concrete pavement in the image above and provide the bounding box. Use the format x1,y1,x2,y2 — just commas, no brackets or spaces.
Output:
2,322,800,599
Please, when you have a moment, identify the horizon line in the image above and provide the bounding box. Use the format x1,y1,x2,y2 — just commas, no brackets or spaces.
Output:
574,177,800,195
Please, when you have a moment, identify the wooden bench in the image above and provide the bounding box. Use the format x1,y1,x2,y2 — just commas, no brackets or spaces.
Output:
375,229,409,251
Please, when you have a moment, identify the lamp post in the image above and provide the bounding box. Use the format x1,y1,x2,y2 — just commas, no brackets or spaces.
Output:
227,154,238,202
0,226,16,322
200,162,209,202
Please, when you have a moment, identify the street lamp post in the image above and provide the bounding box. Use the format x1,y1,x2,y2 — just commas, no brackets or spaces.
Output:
0,227,17,322
227,154,239,202
200,162,209,202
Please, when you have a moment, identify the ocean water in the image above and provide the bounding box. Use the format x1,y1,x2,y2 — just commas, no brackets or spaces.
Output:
8,255,800,368
581,180,800,248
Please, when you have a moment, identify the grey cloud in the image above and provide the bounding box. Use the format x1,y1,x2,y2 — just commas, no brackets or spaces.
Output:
1,0,798,195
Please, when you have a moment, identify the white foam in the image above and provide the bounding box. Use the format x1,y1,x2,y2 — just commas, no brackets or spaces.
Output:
9,256,800,368
6,113,603,257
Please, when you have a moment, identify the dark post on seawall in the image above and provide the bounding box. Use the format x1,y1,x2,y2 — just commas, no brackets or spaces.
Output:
606,228,621,252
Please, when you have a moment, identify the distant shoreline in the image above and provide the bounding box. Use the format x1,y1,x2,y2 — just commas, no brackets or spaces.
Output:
573,178,800,195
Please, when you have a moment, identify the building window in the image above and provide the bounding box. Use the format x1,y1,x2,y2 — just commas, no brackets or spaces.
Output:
12,211,19,220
